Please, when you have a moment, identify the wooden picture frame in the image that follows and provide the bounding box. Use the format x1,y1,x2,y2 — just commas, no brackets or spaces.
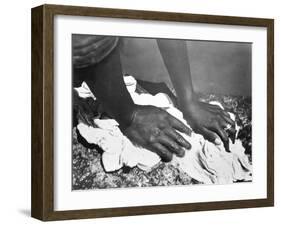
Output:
31,4,274,221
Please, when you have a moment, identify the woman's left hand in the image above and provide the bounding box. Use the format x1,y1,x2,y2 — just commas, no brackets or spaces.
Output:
181,99,235,151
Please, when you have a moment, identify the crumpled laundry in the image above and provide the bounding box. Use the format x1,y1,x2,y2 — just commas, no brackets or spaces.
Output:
76,75,252,184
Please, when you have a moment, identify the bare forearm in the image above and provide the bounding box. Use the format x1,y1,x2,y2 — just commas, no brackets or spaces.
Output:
75,45,135,128
157,39,194,106
158,39,235,150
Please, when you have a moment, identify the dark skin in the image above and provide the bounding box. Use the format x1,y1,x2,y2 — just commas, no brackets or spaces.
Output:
74,40,191,162
157,39,235,151
74,37,235,161
124,105,191,162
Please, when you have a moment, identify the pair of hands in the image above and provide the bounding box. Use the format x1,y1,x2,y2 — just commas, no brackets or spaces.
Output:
123,100,235,162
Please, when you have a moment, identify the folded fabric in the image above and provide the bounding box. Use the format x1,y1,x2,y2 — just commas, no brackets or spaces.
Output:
76,75,252,184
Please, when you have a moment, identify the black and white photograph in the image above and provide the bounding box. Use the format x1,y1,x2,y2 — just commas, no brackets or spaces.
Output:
29,3,274,221
72,35,252,190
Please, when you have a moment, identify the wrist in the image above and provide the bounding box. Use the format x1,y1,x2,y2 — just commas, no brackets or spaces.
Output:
115,103,138,130
178,92,198,112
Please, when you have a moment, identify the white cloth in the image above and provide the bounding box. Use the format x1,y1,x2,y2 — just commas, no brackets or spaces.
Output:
76,76,252,184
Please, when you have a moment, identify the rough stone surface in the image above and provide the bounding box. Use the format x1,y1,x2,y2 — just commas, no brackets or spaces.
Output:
72,94,251,190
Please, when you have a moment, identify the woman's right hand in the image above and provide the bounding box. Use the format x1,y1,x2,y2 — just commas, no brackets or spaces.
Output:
122,105,192,162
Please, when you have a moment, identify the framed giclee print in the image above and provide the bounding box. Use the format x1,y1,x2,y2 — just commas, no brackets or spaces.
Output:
31,4,274,221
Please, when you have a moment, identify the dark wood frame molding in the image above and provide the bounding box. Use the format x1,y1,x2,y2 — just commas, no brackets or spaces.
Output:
31,4,274,221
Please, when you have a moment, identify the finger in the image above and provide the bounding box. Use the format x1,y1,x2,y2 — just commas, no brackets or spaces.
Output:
224,139,230,152
211,124,230,152
213,108,231,119
203,102,231,116
221,114,235,126
226,126,236,135
157,135,185,157
168,115,191,136
221,110,232,118
200,102,226,112
217,116,229,129
227,127,237,144
164,129,191,150
216,115,235,133
200,103,231,119
200,102,222,111
151,143,173,162
212,123,228,143
201,127,221,145
217,117,236,146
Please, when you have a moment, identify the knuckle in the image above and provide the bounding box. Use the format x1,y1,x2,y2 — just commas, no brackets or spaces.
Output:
170,142,179,150
148,129,162,143
219,120,227,128
178,136,186,146
175,134,182,141
148,135,156,143
159,122,167,129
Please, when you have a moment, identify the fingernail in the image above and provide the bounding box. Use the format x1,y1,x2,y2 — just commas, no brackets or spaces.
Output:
214,138,221,145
